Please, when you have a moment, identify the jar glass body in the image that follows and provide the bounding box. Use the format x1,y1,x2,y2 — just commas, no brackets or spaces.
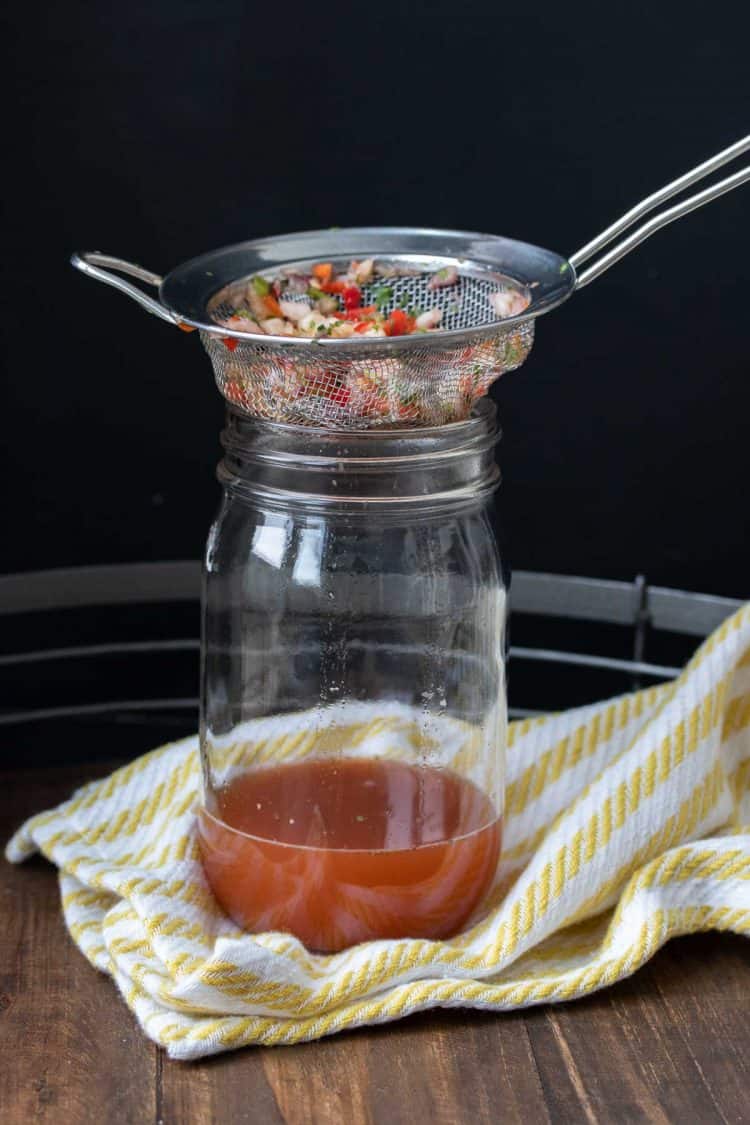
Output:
198,401,507,952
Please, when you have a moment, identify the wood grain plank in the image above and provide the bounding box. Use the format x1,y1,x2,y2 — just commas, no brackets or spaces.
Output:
163,1008,552,1125
1,763,157,1125
160,1049,286,1124
260,1034,375,1125
650,934,750,1124
363,1010,551,1125
525,945,745,1125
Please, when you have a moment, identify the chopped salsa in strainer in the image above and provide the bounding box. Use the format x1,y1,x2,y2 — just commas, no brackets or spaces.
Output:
206,256,534,427
214,258,530,340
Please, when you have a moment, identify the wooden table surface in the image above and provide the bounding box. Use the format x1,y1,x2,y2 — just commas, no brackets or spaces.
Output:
2,761,749,1125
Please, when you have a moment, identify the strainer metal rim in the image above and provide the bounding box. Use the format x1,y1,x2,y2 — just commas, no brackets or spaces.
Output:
158,226,577,346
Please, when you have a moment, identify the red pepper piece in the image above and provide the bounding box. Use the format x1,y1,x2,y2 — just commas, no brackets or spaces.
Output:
342,285,362,310
327,384,351,406
222,336,239,352
321,280,346,295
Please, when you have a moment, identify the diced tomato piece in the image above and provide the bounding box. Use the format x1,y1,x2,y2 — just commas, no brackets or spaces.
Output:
354,321,373,333
342,285,362,310
384,308,415,336
321,280,346,294
312,263,333,283
222,336,239,352
343,305,377,321
177,321,197,333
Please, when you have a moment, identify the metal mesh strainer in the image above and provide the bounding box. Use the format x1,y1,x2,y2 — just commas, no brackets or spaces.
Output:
202,247,537,427
72,136,749,429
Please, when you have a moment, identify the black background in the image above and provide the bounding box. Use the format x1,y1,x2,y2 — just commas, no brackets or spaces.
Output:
2,0,748,591
1,2,749,761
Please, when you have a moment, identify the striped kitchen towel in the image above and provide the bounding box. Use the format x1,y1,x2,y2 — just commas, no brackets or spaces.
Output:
6,604,750,1060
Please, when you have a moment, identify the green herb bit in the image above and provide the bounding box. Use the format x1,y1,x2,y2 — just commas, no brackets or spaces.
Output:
308,286,325,300
374,285,393,310
251,275,271,296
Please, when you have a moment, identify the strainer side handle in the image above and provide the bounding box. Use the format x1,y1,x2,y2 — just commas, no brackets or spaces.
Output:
70,252,180,326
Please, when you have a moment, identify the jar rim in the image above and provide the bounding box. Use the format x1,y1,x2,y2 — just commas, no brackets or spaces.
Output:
218,399,501,508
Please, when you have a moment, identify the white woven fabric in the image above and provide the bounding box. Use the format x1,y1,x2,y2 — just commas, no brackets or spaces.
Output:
6,605,750,1060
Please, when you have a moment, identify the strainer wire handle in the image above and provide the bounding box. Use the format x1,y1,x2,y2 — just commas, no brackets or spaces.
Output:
571,135,750,289
70,251,179,326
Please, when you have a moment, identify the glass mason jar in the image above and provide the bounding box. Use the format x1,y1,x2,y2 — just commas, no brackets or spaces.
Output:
197,400,508,953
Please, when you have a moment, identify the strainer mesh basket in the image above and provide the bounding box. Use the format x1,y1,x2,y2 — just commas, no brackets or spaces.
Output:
204,262,534,428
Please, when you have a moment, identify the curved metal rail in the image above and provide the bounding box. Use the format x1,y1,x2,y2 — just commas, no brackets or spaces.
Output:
0,563,743,725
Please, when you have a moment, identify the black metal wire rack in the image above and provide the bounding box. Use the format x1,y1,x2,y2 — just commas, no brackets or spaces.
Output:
0,564,743,746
